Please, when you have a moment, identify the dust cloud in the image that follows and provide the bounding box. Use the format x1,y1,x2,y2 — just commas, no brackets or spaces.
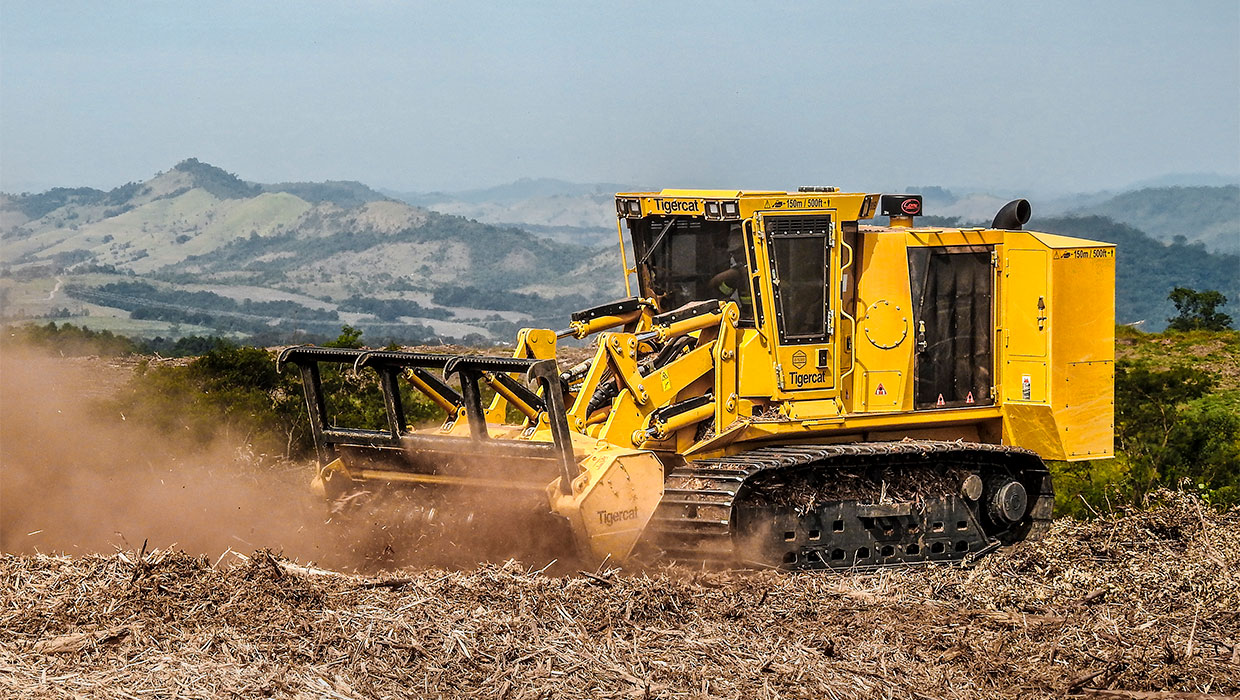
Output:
328,482,579,572
0,346,577,572
0,347,336,563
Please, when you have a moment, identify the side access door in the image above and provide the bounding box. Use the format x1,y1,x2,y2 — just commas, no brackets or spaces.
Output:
908,245,996,409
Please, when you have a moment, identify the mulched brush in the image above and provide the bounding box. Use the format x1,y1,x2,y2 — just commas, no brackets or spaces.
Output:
1,491,1237,699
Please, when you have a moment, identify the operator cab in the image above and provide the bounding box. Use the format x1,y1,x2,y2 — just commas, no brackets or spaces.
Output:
629,216,756,322
618,189,849,401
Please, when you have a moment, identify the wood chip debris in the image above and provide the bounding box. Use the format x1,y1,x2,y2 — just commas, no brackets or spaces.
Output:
1,490,1237,699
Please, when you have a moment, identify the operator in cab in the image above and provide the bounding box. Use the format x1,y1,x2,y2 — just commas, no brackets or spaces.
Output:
709,224,752,318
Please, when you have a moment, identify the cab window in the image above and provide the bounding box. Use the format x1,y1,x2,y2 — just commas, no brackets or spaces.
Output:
630,216,751,319
767,216,831,342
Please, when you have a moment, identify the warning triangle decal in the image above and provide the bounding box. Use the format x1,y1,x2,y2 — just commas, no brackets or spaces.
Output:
936,394,945,407
875,383,887,396
965,392,975,404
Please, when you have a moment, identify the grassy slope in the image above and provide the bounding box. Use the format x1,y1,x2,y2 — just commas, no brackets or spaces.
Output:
14,190,316,273
1116,325,1240,391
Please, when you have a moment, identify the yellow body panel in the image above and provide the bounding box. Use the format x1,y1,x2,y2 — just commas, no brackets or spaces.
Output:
850,229,918,414
1043,236,1116,458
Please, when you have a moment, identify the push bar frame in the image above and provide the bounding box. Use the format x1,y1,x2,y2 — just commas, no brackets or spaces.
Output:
277,346,578,494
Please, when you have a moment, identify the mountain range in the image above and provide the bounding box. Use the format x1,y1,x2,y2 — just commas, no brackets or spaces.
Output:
384,178,645,247
0,159,1235,342
0,159,623,343
390,179,1239,255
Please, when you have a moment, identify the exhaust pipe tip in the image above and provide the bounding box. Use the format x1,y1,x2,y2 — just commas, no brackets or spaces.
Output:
992,199,1032,230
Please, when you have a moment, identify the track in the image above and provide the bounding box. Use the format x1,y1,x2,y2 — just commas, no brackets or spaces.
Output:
644,440,1053,570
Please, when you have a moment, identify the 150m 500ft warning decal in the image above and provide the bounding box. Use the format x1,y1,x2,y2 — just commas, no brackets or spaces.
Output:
1054,248,1114,260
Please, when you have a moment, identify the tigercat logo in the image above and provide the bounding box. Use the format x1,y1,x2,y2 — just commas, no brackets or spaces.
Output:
788,370,828,388
791,350,807,369
597,507,640,526
653,199,701,214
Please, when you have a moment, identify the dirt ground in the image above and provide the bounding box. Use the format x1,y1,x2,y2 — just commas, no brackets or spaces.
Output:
1,493,1236,700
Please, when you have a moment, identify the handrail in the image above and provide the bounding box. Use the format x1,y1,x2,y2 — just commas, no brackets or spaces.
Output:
616,216,634,297
838,236,858,384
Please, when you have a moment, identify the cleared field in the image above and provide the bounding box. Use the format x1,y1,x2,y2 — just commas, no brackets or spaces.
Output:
177,283,337,310
23,304,221,338
2,495,1236,699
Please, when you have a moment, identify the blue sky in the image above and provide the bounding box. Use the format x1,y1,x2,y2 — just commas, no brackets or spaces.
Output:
1,1,1237,195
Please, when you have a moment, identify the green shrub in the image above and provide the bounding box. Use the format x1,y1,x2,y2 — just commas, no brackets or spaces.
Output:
112,342,308,457
109,328,443,459
3,321,141,356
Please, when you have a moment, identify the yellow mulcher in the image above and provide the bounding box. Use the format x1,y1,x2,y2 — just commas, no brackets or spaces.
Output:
279,188,1115,570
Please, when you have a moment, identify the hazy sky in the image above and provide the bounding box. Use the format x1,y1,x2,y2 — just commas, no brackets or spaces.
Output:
2,1,1237,196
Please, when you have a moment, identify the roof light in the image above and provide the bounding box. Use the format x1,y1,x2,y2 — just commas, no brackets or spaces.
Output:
879,194,923,217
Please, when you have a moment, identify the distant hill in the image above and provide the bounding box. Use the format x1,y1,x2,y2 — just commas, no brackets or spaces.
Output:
909,184,1240,254
1066,186,1239,255
1124,173,1240,189
386,179,647,246
390,177,641,206
901,186,1013,224
263,180,390,208
0,160,623,343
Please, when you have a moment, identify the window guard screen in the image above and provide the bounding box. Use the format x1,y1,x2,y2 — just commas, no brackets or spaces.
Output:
766,216,831,343
629,216,754,320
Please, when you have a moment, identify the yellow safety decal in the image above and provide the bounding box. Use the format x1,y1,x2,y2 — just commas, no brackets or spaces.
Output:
1053,248,1114,260
760,196,830,210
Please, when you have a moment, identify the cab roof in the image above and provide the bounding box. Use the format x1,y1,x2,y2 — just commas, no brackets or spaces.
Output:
618,188,849,198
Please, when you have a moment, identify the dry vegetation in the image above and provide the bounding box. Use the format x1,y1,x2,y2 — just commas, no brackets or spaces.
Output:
2,493,1236,700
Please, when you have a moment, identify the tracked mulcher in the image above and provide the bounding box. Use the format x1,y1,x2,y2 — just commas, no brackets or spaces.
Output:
279,189,1115,570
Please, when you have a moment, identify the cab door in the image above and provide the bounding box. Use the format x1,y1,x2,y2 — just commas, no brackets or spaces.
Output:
758,214,838,395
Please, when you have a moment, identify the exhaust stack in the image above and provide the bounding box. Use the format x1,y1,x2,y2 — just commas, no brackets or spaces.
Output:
992,199,1032,230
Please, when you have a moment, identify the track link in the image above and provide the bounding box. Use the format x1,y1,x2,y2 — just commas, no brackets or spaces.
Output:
643,440,1053,570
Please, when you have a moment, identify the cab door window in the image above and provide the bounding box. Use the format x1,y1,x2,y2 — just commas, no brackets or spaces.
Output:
631,216,739,313
767,216,831,343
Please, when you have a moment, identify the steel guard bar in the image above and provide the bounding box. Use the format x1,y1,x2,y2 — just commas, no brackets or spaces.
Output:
277,346,578,494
